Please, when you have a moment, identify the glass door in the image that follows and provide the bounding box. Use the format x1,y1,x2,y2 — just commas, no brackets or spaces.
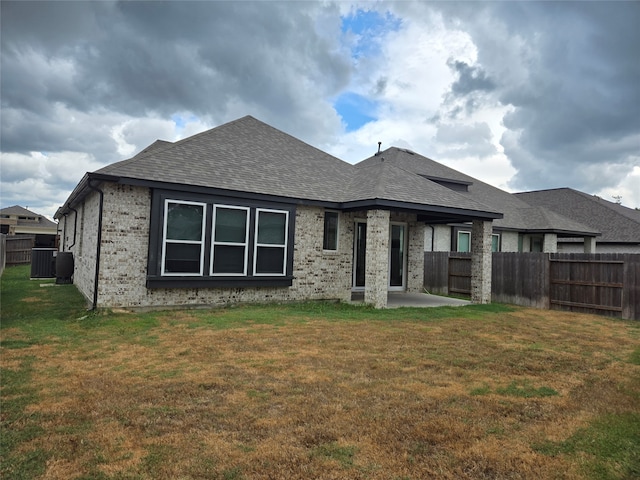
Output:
352,221,367,290
389,223,406,290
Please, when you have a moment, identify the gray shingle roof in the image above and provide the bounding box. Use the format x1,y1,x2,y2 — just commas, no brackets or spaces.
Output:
359,148,599,235
98,116,353,203
93,116,501,219
349,158,497,213
515,188,640,243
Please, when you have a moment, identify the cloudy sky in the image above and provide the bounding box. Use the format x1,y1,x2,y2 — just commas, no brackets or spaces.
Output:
2,1,639,219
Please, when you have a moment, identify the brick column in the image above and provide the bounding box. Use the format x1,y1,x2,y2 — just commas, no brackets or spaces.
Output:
471,220,492,304
543,233,558,253
407,221,426,293
583,236,597,253
365,209,390,308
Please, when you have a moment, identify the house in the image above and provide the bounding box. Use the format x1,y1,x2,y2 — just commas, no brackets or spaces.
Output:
55,116,502,310
358,148,600,254
0,205,58,247
515,188,640,253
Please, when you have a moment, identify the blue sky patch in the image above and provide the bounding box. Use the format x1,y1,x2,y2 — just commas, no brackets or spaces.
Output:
341,9,401,59
334,92,379,132
171,113,198,129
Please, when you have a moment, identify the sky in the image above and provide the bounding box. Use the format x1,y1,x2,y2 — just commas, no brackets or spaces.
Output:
1,1,639,220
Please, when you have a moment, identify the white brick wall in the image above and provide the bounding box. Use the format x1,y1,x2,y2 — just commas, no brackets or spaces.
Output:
60,183,431,309
64,184,360,309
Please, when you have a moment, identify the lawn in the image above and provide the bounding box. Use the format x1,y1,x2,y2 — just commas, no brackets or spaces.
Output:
1,264,639,479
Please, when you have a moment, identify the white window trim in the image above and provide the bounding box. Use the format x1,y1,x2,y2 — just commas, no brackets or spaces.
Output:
161,199,207,276
210,204,250,276
253,208,289,276
457,230,471,253
492,233,501,252
323,210,340,252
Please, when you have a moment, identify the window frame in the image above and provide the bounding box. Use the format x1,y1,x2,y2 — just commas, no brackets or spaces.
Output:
253,208,289,276
210,204,251,276
322,210,339,251
457,230,471,253
160,199,207,277
147,189,295,289
491,233,501,252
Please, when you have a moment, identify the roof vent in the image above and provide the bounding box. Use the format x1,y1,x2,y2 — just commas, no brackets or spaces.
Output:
375,142,382,155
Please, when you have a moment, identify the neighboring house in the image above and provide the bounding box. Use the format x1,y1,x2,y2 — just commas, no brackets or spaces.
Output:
0,205,58,247
515,188,640,253
55,116,503,310
358,148,600,253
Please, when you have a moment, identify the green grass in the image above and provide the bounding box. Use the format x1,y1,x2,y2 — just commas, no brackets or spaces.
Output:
2,263,639,479
533,413,640,479
496,380,559,398
310,442,357,468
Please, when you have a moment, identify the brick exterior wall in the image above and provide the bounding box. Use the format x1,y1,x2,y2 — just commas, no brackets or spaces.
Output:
59,190,101,305
63,183,361,309
60,183,431,310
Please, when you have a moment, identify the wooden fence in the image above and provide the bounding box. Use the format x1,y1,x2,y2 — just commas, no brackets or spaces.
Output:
0,234,5,276
424,252,640,320
5,235,35,265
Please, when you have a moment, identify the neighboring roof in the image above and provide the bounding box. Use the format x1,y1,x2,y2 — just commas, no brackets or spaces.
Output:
358,148,599,236
0,205,57,230
515,188,640,244
59,116,502,222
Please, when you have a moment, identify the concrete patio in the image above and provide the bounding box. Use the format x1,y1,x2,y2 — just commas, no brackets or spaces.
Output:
350,292,471,308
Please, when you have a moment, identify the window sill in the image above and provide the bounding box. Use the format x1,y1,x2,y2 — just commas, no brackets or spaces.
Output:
146,276,294,289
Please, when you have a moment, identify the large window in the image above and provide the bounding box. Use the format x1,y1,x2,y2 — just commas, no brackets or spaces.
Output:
150,192,294,287
254,209,288,275
323,211,339,251
211,205,250,275
161,200,206,276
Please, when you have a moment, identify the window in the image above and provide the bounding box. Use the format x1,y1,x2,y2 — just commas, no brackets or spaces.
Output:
149,191,295,288
531,235,543,252
161,200,206,275
492,234,500,252
211,205,249,275
457,231,471,252
323,211,339,250
254,209,288,275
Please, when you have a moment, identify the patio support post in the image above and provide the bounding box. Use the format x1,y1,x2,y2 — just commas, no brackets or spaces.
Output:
471,219,492,304
365,209,390,308
407,220,426,293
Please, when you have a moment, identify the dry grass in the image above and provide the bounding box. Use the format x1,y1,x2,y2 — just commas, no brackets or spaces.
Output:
1,271,638,479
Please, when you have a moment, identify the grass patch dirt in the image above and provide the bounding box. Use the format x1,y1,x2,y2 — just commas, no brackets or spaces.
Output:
2,264,639,479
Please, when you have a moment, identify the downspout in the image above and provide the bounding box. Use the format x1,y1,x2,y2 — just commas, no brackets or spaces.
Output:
68,207,78,249
87,180,104,310
62,213,68,250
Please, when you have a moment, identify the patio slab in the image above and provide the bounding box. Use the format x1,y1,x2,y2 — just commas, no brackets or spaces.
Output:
350,292,471,308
